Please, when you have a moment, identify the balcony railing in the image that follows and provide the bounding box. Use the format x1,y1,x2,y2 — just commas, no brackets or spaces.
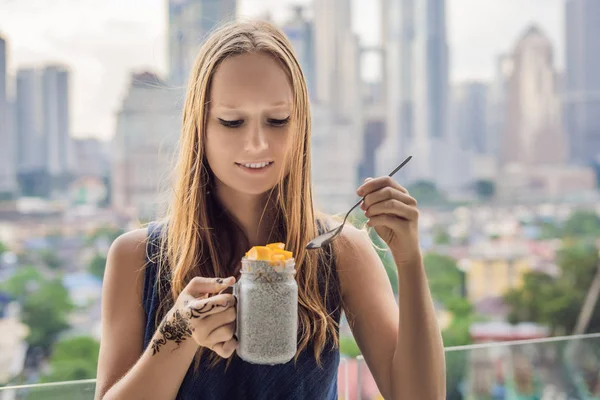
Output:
1,333,600,399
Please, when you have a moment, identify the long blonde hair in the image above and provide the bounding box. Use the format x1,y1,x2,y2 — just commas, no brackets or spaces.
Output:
155,20,339,366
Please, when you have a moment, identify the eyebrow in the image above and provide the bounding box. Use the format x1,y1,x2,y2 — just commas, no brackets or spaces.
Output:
212,101,291,110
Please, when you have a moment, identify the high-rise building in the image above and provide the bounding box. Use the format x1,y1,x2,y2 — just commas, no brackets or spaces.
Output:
502,26,567,167
15,66,73,197
42,66,74,178
452,82,488,154
168,0,237,87
313,0,361,119
311,0,364,212
282,5,315,98
378,0,450,186
112,72,182,219
0,36,17,197
486,54,513,160
564,0,600,166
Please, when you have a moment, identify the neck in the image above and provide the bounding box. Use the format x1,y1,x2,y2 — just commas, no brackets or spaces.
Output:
214,183,276,246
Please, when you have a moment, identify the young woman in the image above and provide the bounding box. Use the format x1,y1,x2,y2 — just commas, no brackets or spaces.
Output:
95,20,445,400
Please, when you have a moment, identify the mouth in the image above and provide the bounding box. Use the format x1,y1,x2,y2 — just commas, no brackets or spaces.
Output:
235,161,274,171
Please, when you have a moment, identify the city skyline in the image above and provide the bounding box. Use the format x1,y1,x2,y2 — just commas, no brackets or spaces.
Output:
0,0,563,139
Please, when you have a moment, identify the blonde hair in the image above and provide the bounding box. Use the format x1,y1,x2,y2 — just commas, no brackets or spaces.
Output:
155,20,339,367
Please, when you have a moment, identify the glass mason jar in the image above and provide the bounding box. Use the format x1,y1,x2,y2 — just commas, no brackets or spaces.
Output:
234,257,298,365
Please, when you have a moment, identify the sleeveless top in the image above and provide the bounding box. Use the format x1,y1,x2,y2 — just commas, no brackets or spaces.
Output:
142,222,343,400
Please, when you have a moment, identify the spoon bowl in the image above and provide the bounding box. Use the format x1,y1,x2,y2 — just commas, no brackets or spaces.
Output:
306,155,413,250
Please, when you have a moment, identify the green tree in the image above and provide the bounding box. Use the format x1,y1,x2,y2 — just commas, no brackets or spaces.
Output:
474,179,496,201
422,253,465,304
504,241,600,335
40,336,100,383
339,335,361,358
563,210,600,238
432,226,451,245
89,254,107,280
405,180,446,205
39,249,63,269
0,266,42,299
0,240,7,256
22,279,74,354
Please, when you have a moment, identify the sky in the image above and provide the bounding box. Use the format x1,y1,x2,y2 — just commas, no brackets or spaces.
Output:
0,0,564,140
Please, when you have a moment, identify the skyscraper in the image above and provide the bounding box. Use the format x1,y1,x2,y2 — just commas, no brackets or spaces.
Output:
502,26,567,167
564,0,600,166
378,0,449,186
313,0,361,119
452,82,488,154
15,66,73,197
282,5,315,98
311,0,364,212
0,35,17,197
112,72,182,219
168,0,237,86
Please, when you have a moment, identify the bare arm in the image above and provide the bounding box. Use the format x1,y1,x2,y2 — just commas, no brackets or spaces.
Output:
94,229,197,400
335,224,445,400
95,230,238,400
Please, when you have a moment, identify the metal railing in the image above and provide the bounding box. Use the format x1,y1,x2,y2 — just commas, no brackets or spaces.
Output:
2,333,600,399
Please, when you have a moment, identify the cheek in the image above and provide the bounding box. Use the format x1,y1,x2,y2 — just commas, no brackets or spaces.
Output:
205,131,230,173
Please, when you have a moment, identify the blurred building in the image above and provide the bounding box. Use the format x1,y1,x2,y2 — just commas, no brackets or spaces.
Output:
564,0,600,166
502,26,567,168
449,82,489,187
73,138,110,180
378,0,450,187
15,66,74,198
112,72,182,220
313,0,361,120
311,0,364,212
282,5,315,98
496,164,597,201
168,0,237,87
0,36,17,198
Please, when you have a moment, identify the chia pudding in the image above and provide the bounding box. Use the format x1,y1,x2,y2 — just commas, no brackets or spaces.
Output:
235,256,298,365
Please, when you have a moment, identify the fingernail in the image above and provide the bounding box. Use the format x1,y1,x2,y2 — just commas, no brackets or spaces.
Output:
364,177,372,182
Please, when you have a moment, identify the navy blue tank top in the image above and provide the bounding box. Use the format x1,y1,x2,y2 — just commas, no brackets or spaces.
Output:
142,222,343,400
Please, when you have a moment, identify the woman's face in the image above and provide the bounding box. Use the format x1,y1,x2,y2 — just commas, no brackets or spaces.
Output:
205,52,294,197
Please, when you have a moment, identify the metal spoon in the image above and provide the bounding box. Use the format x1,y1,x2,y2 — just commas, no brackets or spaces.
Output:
306,155,413,250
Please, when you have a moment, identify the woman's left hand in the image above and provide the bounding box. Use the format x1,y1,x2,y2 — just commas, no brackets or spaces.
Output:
357,176,421,266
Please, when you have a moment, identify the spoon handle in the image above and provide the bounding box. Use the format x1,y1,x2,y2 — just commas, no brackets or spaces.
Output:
341,155,413,226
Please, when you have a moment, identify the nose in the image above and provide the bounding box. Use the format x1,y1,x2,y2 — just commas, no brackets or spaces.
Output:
243,121,269,153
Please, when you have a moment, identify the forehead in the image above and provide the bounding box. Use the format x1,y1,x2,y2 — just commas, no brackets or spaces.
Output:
209,52,293,108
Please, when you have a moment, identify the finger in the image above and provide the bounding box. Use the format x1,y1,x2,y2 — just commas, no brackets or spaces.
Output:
207,322,236,347
366,214,405,229
363,186,417,209
185,294,236,319
202,306,237,333
365,199,419,221
184,276,236,297
212,337,238,358
357,176,408,197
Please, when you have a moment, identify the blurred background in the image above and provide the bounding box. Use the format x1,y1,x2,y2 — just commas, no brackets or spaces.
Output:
0,0,600,399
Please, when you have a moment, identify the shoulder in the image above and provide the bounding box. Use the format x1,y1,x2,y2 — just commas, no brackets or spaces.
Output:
104,227,151,297
107,228,149,266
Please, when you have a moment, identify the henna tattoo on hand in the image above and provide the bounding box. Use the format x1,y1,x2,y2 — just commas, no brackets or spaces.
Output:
151,309,194,355
186,301,230,319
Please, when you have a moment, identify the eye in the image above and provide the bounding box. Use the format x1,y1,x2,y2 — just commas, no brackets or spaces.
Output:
267,116,290,127
218,118,243,128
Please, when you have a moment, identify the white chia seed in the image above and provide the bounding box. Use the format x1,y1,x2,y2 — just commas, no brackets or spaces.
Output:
235,258,298,365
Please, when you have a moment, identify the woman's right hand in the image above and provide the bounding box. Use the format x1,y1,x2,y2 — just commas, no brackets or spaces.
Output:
156,276,237,358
